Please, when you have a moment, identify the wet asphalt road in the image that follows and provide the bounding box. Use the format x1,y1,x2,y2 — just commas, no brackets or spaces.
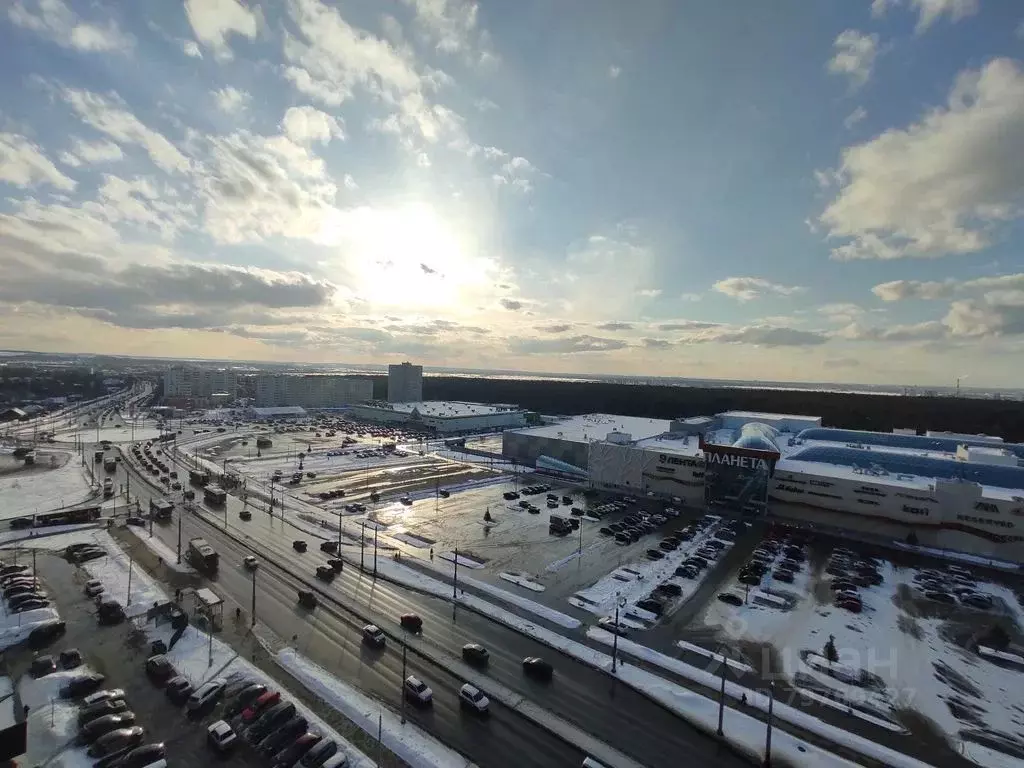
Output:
108,444,750,768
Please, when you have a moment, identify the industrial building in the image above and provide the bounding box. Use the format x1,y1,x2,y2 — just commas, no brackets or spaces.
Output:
253,374,372,408
163,367,238,406
349,400,527,434
388,362,423,403
504,410,1024,561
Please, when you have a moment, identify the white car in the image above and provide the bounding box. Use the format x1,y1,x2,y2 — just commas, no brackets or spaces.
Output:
458,683,489,713
243,556,258,570
84,580,104,597
187,678,227,713
82,688,124,707
207,719,236,753
403,676,433,706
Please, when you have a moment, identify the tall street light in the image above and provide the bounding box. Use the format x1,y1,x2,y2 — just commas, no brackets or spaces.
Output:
611,593,626,673
716,645,731,737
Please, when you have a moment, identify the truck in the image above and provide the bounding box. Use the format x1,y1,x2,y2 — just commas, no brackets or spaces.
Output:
102,478,114,498
187,537,219,574
93,450,104,462
149,498,174,521
103,457,117,473
189,469,210,487
203,485,227,506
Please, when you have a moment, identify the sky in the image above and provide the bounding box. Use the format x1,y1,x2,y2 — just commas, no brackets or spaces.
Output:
1,0,1023,387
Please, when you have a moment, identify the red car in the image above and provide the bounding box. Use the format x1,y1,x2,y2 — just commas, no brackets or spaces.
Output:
241,690,281,723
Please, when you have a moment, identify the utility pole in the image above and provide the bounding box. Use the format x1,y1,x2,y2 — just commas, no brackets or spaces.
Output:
251,569,257,627
372,527,378,578
716,647,728,737
764,682,775,767
126,553,133,607
176,511,183,564
400,640,407,724
32,549,36,581
359,524,365,572
452,545,459,600
611,593,625,673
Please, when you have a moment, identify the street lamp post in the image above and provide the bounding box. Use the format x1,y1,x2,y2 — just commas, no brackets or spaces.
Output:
400,640,408,724
251,568,257,627
176,509,183,564
764,682,775,767
372,527,378,577
611,593,626,673
716,646,730,737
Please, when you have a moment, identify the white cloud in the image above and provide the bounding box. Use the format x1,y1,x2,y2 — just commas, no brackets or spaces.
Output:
836,320,946,342
281,106,345,144
401,0,487,60
827,30,879,89
184,0,260,60
870,0,979,31
474,98,498,112
844,106,867,129
493,155,539,192
213,86,251,114
59,138,123,167
636,288,661,298
342,174,358,191
817,303,865,323
608,65,622,79
873,274,1024,301
182,40,202,58
712,276,805,302
680,292,702,302
820,59,1024,261
62,88,191,174
9,0,134,53
0,133,76,190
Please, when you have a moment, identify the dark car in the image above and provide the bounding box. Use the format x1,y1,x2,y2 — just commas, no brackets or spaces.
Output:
104,742,165,768
299,738,338,767
4,583,42,599
327,558,344,572
125,517,146,527
717,593,743,606
645,549,665,561
738,572,761,587
257,715,308,756
78,698,129,726
9,593,48,610
61,674,105,698
164,676,193,705
225,683,268,717
60,648,83,669
293,540,308,552
75,548,106,563
462,643,489,666
271,732,321,767
522,657,553,681
0,564,29,577
315,565,335,582
656,582,682,596
636,598,664,616
30,655,56,678
98,599,126,626
320,541,339,554
87,726,145,760
298,591,318,609
773,569,795,583
247,701,297,743
361,625,386,648
79,712,137,744
400,613,423,633
144,654,175,685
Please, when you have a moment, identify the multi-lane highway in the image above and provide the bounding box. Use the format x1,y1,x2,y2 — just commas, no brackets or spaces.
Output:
102,440,748,768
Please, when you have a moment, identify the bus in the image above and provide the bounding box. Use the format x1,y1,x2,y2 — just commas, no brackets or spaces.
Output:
203,485,227,506
149,498,174,521
189,469,210,486
35,506,102,528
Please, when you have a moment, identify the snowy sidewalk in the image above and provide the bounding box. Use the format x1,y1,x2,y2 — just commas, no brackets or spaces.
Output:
279,649,475,768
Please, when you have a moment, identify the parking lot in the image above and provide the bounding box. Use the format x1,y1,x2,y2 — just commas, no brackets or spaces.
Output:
9,551,253,767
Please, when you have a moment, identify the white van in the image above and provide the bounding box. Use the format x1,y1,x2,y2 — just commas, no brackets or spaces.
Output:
582,759,607,768
321,754,348,768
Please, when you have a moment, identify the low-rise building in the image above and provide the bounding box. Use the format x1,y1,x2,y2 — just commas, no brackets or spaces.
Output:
349,400,527,434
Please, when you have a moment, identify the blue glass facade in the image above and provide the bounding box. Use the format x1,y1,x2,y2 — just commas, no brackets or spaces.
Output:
786,445,1024,490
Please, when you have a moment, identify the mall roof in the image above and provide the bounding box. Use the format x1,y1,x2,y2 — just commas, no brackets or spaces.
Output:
365,401,522,418
510,414,673,443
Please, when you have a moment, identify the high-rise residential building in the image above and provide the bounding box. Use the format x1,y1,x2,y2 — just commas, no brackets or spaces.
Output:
387,362,423,402
163,367,238,403
253,374,373,408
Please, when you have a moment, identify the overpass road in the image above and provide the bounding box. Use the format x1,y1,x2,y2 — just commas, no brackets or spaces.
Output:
104,441,748,768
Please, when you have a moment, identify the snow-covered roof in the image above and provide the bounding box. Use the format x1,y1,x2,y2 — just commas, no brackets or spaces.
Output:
249,406,307,417
634,434,702,456
510,414,673,444
364,401,521,418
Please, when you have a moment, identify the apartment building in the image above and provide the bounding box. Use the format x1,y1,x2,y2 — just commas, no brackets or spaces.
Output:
254,374,373,408
163,367,238,404
387,362,423,403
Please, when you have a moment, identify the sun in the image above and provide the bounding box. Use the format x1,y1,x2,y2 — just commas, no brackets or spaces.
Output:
321,203,492,310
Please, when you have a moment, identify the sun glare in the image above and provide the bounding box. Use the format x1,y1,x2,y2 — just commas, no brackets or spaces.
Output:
322,203,490,310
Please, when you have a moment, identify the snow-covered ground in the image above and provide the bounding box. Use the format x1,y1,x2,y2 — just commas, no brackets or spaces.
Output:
569,521,732,627
79,531,169,616
0,453,94,521
698,553,1024,764
20,663,96,768
499,572,545,592
0,604,61,651
279,649,474,768
375,553,581,629
123,525,195,573
0,522,101,547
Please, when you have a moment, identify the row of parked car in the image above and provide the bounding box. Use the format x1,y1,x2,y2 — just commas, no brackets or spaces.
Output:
912,564,994,610
1,563,50,615
65,541,107,564
738,536,807,588
70,683,165,767
825,547,884,613
146,658,348,768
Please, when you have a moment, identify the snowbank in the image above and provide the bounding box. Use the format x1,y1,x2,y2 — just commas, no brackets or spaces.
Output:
499,572,545,592
123,525,195,573
279,648,474,768
0,453,93,521
80,531,169,616
0,605,61,652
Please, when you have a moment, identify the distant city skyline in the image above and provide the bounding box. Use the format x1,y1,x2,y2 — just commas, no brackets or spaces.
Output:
1,2,1023,386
